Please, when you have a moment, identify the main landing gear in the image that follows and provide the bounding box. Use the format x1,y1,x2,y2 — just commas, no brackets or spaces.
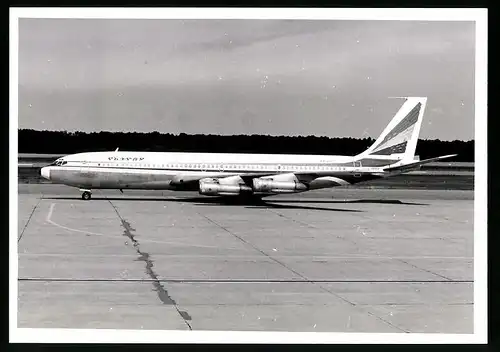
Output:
80,189,92,200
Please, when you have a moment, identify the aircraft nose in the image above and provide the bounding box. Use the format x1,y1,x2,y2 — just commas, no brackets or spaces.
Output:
41,167,51,180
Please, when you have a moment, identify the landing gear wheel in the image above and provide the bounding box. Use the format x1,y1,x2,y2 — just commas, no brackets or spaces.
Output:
82,191,92,200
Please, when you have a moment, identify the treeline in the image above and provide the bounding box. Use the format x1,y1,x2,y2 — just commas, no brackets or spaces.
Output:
18,129,474,162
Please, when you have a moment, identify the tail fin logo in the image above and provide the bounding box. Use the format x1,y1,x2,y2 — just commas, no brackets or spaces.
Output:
368,102,422,156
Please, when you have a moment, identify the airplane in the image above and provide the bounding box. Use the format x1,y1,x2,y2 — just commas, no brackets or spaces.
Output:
40,97,456,201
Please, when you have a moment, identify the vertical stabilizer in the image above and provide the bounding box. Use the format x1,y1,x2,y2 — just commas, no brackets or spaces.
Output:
356,97,427,165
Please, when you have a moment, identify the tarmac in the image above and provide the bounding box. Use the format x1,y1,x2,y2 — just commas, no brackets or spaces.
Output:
17,184,474,333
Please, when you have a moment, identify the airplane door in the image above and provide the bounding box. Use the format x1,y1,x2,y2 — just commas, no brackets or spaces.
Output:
353,161,362,177
80,160,88,174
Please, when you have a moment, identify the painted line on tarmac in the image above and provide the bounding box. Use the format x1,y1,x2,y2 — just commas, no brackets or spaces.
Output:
45,202,247,251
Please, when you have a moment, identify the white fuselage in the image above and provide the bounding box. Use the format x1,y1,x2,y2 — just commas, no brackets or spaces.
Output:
41,151,389,195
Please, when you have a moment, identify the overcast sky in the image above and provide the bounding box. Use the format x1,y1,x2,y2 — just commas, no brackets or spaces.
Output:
18,19,475,140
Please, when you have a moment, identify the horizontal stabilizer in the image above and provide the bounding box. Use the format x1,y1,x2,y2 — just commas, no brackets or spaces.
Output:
383,154,458,172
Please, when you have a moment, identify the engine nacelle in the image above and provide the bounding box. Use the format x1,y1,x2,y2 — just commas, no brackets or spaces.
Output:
199,178,252,196
252,179,308,193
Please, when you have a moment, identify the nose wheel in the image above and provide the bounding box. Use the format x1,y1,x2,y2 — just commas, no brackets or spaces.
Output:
81,190,92,200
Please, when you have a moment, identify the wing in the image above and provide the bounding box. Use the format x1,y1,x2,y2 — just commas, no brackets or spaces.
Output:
239,171,319,184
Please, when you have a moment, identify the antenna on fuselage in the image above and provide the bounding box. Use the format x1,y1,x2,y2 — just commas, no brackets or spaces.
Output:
115,147,119,152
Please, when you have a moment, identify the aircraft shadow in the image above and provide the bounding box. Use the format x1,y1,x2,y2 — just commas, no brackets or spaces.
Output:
197,201,363,213
267,199,429,206
42,195,426,212
164,197,425,210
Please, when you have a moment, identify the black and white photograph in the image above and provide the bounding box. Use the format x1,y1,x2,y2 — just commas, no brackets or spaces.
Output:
11,8,487,344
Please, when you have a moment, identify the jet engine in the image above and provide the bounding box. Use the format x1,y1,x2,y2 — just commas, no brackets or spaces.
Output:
252,178,308,193
199,178,252,196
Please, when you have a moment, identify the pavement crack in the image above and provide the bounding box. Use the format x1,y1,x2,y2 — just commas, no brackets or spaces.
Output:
197,211,408,333
19,195,43,243
267,209,361,247
397,259,452,281
107,200,192,330
197,212,308,280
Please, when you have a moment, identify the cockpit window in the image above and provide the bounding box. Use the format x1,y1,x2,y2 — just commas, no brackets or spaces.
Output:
52,160,67,166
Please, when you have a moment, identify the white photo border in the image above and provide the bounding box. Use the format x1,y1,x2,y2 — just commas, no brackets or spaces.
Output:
9,7,488,344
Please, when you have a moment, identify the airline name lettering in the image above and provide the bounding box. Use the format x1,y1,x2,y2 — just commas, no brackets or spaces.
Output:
108,157,144,161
